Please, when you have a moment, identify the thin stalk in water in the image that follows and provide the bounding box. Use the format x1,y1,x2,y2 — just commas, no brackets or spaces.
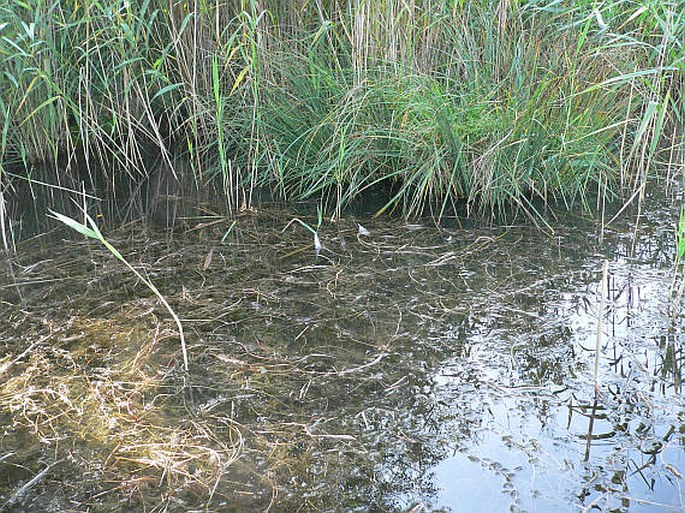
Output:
49,209,190,373
282,206,323,256
594,260,609,400
671,207,685,315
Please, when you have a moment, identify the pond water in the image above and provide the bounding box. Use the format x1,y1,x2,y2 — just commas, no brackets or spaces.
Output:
0,199,683,512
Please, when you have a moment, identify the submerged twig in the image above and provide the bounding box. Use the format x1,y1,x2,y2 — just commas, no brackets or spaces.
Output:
1,459,62,511
325,352,388,376
0,340,41,377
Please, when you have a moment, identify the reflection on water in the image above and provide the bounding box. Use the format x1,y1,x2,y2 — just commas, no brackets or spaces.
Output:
426,215,685,513
0,203,683,512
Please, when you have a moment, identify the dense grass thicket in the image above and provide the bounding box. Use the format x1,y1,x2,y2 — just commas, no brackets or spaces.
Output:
0,0,683,246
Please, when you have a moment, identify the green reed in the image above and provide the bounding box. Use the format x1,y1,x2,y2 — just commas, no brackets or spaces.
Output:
0,0,682,238
50,208,189,372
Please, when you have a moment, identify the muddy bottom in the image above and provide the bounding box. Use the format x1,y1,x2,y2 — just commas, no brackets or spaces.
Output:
0,205,683,512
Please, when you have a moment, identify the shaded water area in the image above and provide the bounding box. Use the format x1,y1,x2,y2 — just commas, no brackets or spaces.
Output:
1,201,684,512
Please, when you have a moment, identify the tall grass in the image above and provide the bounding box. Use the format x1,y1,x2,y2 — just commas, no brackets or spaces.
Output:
0,0,683,242
256,1,658,218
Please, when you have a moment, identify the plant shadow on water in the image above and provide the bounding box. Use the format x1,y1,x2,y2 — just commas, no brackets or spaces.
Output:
0,202,684,512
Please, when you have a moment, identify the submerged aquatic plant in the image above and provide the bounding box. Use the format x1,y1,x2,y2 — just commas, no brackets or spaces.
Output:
49,209,189,372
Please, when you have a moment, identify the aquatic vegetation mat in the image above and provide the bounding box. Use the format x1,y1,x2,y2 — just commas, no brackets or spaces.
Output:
0,208,684,512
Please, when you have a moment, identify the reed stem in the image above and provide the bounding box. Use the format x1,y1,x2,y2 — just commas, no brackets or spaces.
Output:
594,260,609,400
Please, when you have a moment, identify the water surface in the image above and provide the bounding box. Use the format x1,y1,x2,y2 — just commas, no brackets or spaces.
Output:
0,204,683,512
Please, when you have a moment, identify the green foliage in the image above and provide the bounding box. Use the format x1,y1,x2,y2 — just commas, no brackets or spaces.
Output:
256,4,626,219
0,0,683,230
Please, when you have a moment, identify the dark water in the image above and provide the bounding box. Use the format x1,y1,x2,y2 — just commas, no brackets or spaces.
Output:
0,201,683,512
